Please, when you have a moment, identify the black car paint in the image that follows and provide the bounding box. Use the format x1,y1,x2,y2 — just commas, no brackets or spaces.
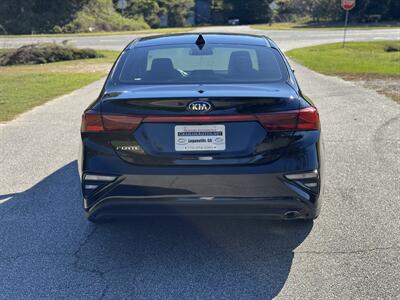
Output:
79,33,324,222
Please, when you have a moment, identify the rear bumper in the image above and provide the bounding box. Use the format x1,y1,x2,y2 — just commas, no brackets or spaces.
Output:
83,171,321,220
86,196,317,220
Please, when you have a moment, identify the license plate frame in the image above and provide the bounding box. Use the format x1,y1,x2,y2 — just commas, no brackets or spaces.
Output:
174,124,226,152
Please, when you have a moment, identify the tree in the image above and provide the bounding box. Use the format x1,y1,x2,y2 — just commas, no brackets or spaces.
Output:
0,0,88,34
273,0,314,22
272,0,398,23
63,0,149,32
0,0,149,34
386,0,400,21
310,0,341,22
350,0,398,22
274,0,314,22
1,0,398,34
122,0,194,28
158,0,195,27
123,0,161,27
224,0,274,24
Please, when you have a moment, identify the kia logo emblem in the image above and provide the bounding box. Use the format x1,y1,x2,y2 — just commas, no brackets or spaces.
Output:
187,101,212,112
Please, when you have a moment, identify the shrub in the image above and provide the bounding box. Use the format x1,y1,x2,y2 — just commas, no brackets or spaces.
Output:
52,25,63,33
0,43,104,66
384,45,400,52
62,0,149,33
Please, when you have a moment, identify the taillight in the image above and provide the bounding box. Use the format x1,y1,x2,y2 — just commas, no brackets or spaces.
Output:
256,107,319,131
297,107,320,130
81,113,104,132
256,111,298,131
102,115,143,131
81,107,320,133
81,113,143,132
142,108,319,131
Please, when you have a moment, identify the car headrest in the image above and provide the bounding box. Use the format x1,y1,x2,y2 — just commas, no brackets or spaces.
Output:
228,51,254,75
150,58,175,73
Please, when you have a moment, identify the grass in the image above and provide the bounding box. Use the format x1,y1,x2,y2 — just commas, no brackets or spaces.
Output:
0,27,193,38
0,50,119,122
286,41,400,75
251,21,400,31
286,41,400,102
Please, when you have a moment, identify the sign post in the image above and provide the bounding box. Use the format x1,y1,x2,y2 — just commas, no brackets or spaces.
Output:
341,0,356,48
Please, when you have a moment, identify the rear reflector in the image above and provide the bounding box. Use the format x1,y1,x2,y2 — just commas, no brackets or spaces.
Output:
285,170,318,180
82,174,117,197
285,170,319,193
81,107,319,132
84,184,98,190
84,174,116,181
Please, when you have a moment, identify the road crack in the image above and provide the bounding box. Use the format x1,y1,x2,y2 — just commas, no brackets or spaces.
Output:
71,225,111,299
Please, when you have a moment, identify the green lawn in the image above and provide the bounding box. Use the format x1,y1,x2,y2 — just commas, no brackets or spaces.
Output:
286,41,400,75
0,27,192,38
0,50,119,122
286,41,400,102
251,22,400,31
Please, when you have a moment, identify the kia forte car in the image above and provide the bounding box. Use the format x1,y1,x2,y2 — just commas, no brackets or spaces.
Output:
79,33,324,223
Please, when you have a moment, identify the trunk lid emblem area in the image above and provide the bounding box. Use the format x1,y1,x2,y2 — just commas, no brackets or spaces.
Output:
187,100,212,112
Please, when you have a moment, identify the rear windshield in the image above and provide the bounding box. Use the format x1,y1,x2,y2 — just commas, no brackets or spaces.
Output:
115,44,288,84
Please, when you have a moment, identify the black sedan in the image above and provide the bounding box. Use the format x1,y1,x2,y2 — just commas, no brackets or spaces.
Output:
79,33,324,223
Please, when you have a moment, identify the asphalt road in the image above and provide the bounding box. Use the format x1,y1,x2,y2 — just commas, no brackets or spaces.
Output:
0,26,399,299
0,25,399,51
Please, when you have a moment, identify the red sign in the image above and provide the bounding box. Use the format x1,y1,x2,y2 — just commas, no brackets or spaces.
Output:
341,0,356,11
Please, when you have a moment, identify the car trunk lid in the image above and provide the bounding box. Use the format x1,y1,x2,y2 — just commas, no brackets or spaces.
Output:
89,83,317,165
